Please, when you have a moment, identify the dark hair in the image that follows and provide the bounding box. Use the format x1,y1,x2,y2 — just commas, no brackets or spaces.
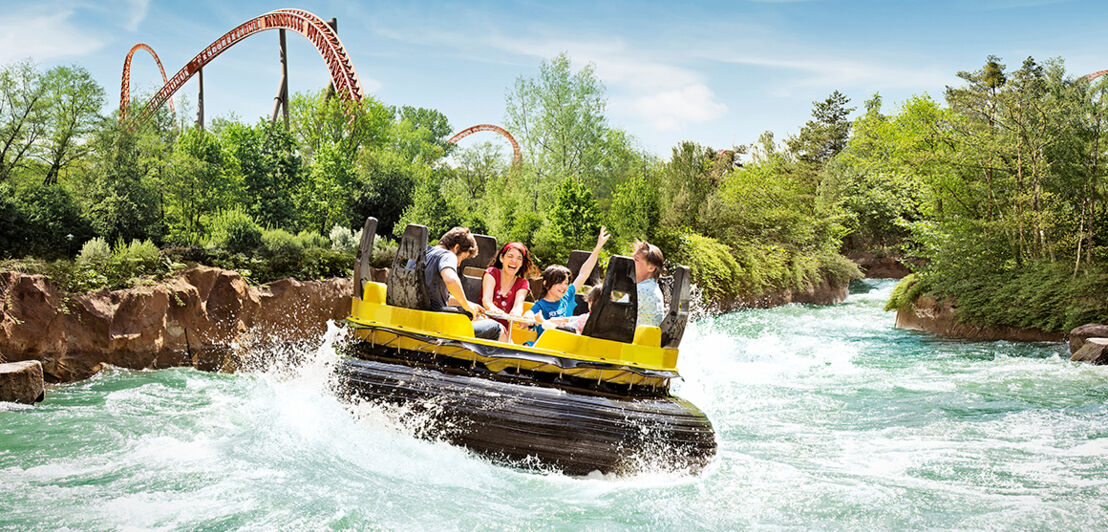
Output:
492,242,538,278
438,227,478,256
540,264,571,297
633,240,664,279
584,282,604,306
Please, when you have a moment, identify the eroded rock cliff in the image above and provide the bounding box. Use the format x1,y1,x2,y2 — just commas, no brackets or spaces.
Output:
0,267,352,383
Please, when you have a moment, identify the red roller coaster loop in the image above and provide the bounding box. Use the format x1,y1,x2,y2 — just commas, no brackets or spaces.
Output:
120,43,174,120
446,124,522,167
1086,70,1108,83
123,8,362,124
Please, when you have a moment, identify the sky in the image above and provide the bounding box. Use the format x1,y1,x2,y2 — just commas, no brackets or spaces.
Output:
3,0,1108,158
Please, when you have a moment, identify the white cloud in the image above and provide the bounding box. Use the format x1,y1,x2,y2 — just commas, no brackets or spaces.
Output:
124,0,150,32
0,10,105,65
477,34,729,130
631,84,729,131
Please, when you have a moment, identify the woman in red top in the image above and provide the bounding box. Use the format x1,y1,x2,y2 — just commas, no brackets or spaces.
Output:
481,242,536,342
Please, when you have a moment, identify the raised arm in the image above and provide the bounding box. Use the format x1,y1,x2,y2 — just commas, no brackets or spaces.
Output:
572,226,610,292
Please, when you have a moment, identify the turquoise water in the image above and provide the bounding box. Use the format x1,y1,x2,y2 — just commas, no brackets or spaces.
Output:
2,279,1106,530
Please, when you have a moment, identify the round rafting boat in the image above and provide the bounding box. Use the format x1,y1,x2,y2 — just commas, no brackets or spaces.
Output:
336,217,717,475
337,354,715,475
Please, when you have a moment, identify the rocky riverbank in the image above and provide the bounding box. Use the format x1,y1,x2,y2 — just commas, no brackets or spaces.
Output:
894,295,1064,342
715,277,850,311
0,266,351,384
846,252,926,279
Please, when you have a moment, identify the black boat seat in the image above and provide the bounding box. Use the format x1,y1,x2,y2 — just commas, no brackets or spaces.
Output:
386,224,431,310
353,216,378,300
581,255,638,343
567,249,602,315
659,266,691,348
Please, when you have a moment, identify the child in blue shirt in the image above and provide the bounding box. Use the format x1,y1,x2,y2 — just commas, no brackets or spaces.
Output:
527,227,609,337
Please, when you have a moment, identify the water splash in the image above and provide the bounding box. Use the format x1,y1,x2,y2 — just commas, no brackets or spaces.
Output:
2,279,1106,529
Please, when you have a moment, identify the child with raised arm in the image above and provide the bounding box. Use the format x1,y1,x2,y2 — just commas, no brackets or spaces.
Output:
527,227,610,336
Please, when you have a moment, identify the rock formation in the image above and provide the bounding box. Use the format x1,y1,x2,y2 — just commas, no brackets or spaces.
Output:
894,296,1064,342
0,360,45,403
848,252,912,279
0,267,352,383
716,278,851,310
1070,338,1108,365
1067,323,1108,354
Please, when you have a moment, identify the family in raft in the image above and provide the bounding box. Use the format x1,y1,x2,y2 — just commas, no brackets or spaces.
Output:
425,226,665,343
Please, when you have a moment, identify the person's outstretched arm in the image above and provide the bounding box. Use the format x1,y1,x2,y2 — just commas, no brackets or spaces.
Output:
573,226,610,292
443,267,483,318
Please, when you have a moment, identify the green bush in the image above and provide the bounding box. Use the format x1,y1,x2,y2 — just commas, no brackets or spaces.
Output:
329,223,359,252
78,238,111,264
300,247,355,280
208,209,263,254
817,252,863,286
262,228,303,257
370,237,398,268
295,230,330,250
108,239,165,287
884,273,927,312
12,183,93,260
671,233,743,302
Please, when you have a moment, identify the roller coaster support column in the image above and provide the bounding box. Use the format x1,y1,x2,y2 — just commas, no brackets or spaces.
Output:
271,29,290,126
197,66,205,129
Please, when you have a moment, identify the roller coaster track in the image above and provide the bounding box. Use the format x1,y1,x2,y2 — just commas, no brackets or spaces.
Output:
120,44,174,120
446,124,522,167
1086,70,1108,83
123,8,362,124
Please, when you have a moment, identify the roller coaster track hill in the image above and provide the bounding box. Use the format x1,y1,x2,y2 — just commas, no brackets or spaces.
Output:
120,44,175,120
120,9,363,124
446,124,523,168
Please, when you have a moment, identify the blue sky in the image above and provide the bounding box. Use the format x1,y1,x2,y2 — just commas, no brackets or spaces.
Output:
3,0,1108,157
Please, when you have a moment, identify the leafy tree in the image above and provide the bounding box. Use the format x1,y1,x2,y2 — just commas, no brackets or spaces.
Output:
39,65,104,185
0,60,48,182
164,127,232,244
397,105,452,145
608,174,660,243
353,148,422,237
395,168,469,239
452,141,506,201
289,89,392,163
505,53,608,208
538,178,602,263
86,121,165,244
221,120,304,230
786,90,855,169
297,141,356,234
658,141,718,231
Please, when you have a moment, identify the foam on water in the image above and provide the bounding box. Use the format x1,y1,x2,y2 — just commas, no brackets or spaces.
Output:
2,279,1107,529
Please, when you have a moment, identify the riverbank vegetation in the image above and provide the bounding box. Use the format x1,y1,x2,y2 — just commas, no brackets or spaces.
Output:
0,54,859,303
849,57,1108,332
13,53,1105,330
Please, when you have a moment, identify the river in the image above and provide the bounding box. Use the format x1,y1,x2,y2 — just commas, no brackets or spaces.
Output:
2,279,1106,529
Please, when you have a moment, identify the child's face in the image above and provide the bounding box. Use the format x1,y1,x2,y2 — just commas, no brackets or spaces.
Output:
502,248,524,273
547,279,570,300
